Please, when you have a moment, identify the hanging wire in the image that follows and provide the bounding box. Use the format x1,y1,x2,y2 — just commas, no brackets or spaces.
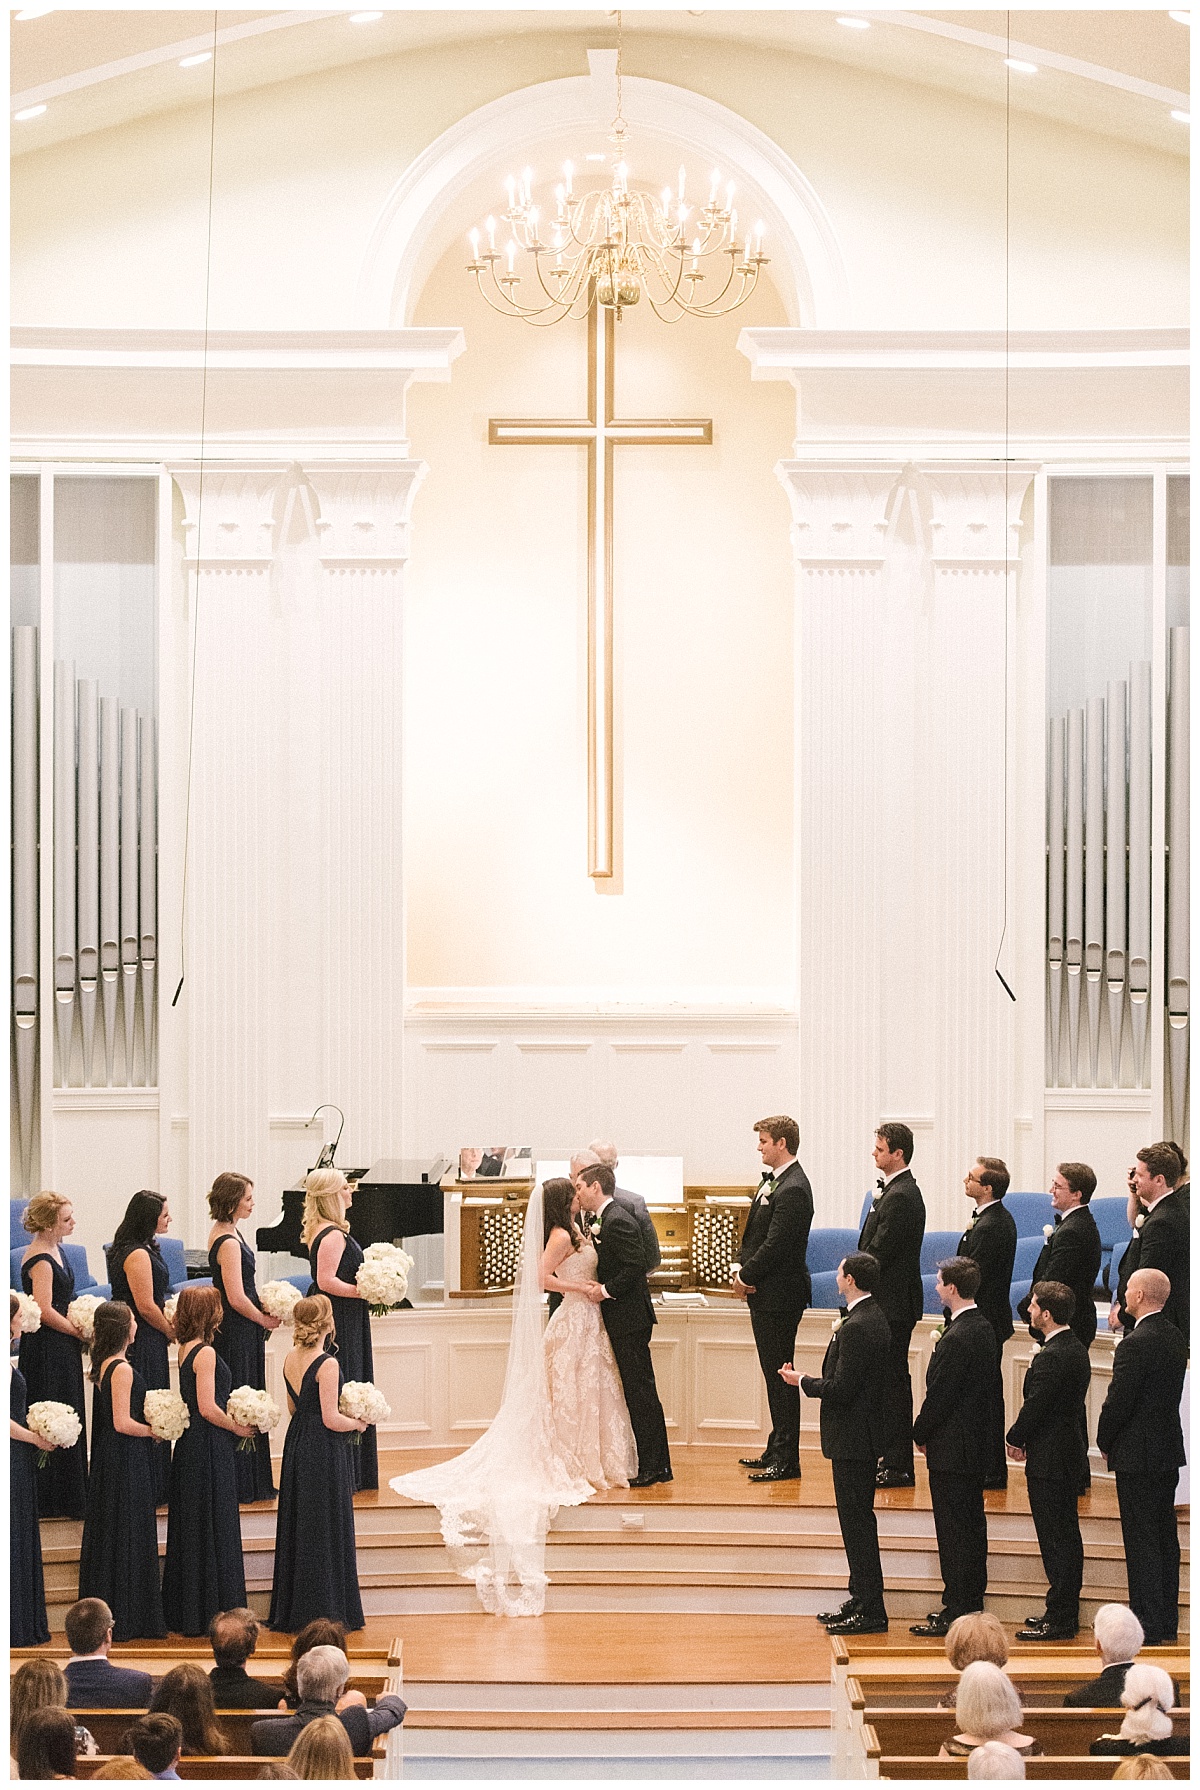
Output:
993,14,1017,1003
172,13,219,1009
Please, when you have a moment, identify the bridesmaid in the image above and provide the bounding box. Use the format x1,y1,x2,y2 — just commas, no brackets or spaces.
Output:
10,1292,52,1646
268,1294,366,1633
207,1171,279,1503
77,1300,167,1641
19,1191,88,1518
304,1169,378,1491
107,1190,176,1506
161,1286,253,1635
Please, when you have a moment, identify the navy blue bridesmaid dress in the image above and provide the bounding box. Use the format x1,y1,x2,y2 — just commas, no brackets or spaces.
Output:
162,1344,246,1635
19,1250,89,1518
210,1233,275,1503
78,1358,167,1641
268,1354,363,1633
11,1362,50,1646
308,1225,378,1492
108,1242,172,1506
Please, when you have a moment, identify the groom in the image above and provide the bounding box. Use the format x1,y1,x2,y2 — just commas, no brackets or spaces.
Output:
575,1163,673,1487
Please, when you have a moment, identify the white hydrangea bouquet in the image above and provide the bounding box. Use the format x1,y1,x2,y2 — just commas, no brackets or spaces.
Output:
26,1399,82,1463
339,1379,391,1444
226,1385,282,1453
258,1280,304,1324
66,1294,105,1344
355,1243,414,1316
15,1291,41,1334
143,1388,190,1443
163,1294,179,1326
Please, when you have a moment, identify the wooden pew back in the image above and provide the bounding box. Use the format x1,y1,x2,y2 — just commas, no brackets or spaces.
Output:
71,1703,388,1756
75,1753,378,1780
867,1707,1190,1757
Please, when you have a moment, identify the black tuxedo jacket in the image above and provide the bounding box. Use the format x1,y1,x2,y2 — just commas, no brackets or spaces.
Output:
1017,1205,1102,1345
957,1200,1017,1344
1096,1311,1188,1472
1063,1661,1134,1708
800,1295,891,1461
208,1664,287,1709
857,1168,925,1330
1006,1328,1091,1479
65,1657,153,1708
1134,1192,1190,1344
594,1200,656,1338
612,1186,661,1272
911,1306,998,1476
738,1160,814,1316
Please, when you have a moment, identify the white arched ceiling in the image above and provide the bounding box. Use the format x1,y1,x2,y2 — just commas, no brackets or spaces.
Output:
356,62,850,329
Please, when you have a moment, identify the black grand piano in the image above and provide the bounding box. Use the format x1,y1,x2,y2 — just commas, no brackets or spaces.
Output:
256,1158,451,1259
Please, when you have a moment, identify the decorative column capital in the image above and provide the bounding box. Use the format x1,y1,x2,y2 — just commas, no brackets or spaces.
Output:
776,459,1039,569
917,463,1038,566
301,460,427,566
169,462,291,567
775,462,898,566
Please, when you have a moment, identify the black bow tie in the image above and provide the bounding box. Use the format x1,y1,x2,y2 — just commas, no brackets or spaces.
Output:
759,1174,776,1191
836,1306,849,1320
1054,1214,1063,1227
876,1177,885,1192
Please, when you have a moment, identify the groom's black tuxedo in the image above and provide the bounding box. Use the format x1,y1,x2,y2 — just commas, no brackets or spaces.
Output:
595,1198,671,1477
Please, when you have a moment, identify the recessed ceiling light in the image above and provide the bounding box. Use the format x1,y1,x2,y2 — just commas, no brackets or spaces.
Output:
1171,108,1190,122
1004,57,1039,74
836,15,870,27
14,103,48,120
179,51,212,68
1168,10,1190,23
349,10,384,20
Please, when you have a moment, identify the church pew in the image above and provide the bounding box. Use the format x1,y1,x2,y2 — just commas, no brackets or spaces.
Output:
865,1706,1190,1756
11,1637,402,1668
873,1753,1190,1781
75,1753,379,1780
846,1669,1189,1708
70,1703,392,1755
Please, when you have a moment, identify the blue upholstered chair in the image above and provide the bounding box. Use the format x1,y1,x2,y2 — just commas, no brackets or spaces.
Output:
808,1270,842,1310
1009,1232,1046,1316
920,1230,963,1275
102,1235,206,1298
11,1200,29,1247
1004,1191,1055,1236
806,1229,860,1278
1090,1196,1135,1294
11,1241,110,1301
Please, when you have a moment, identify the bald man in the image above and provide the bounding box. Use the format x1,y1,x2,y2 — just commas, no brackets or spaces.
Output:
1096,1269,1188,1646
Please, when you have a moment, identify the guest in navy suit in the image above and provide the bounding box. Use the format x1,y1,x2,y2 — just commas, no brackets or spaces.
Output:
63,1597,153,1709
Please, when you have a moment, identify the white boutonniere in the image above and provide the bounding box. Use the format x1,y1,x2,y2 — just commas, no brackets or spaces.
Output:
1042,1223,1054,1241
830,1316,844,1334
965,1212,977,1231
931,1322,946,1341
1134,1213,1146,1231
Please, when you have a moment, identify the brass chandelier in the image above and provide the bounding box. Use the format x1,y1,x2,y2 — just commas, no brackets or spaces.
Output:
465,13,769,325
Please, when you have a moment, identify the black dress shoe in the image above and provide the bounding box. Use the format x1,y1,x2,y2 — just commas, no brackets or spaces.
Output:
748,1464,801,1482
1022,1613,1048,1628
817,1598,859,1625
826,1612,889,1635
875,1469,916,1488
739,1454,774,1468
629,1469,673,1488
1016,1622,1077,1642
909,1615,951,1638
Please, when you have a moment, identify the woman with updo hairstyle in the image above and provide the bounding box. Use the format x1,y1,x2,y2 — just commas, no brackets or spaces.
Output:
161,1286,252,1634
207,1170,279,1504
302,1169,377,1492
77,1301,166,1640
17,1705,77,1780
107,1190,175,1505
19,1190,89,1516
11,1293,51,1645
268,1295,366,1632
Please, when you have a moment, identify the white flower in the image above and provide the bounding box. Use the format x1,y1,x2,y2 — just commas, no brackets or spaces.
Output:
26,1400,82,1454
339,1380,391,1426
15,1292,41,1333
66,1295,105,1344
258,1280,304,1324
830,1316,844,1334
1134,1213,1146,1231
356,1244,414,1315
143,1388,190,1442
931,1322,946,1341
163,1294,179,1326
226,1385,281,1451
1042,1224,1054,1241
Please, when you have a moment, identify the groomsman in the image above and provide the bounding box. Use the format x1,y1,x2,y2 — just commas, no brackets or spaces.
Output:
956,1157,1018,1489
1128,1144,1190,1344
733,1115,814,1483
909,1258,997,1636
1017,1162,1101,1490
788,1253,891,1634
858,1123,925,1487
1007,1281,1091,1640
1097,1268,1188,1645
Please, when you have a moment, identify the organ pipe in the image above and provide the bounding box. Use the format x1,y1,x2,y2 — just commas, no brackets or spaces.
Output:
12,628,39,1191
76,679,100,1086
53,662,77,1084
1128,661,1152,1087
139,716,157,1087
1046,717,1065,1087
1065,707,1084,1087
1166,627,1189,1139
1084,696,1105,1086
1105,680,1128,1086
99,697,120,1085
120,707,139,1080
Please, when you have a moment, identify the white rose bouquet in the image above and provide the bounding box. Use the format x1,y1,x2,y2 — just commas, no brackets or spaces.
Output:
258,1280,304,1324
339,1379,390,1444
225,1385,282,1453
66,1294,105,1344
15,1292,42,1334
355,1244,414,1316
143,1388,190,1443
163,1294,179,1326
26,1399,82,1464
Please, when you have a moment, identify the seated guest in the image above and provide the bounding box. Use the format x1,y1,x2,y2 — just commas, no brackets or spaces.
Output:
125,1715,183,1781
1112,1758,1177,1780
91,1764,152,1780
250,1645,406,1757
967,1742,1026,1779
18,1705,78,1780
256,1768,299,1781
148,1664,228,1756
208,1608,287,1708
63,1597,152,1709
939,1662,1044,1760
279,1618,351,1709
939,1611,1010,1708
286,1714,356,1780
1090,1665,1189,1757
12,1658,97,1761
1064,1604,1146,1707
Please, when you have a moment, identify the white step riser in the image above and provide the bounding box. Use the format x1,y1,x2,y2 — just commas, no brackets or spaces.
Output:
402,1684,831,1714
400,1733,829,1760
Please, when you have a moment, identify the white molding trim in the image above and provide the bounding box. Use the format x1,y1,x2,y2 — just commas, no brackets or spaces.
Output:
1044,1090,1154,1113
738,327,1189,374
10,327,466,373
52,1090,159,1112
407,987,794,1013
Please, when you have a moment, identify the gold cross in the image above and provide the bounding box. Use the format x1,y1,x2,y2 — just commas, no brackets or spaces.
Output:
489,306,712,879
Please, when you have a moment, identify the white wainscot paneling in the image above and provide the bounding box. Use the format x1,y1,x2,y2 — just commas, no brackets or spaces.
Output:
447,1336,512,1431
692,1335,765,1436
1044,1092,1153,1200
411,1041,501,1160
49,1096,161,1263
648,1331,685,1433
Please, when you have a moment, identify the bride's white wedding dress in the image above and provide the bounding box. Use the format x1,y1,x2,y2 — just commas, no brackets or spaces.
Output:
389,1186,635,1617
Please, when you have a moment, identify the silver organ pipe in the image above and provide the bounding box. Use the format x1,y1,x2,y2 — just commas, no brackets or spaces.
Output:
1084,695,1105,1086
53,661,77,1084
139,716,157,1087
12,628,39,1190
1166,626,1189,1139
1105,680,1128,1085
120,707,140,1080
1128,661,1152,1087
76,679,100,1086
1065,707,1085,1087
99,697,121,1085
1046,717,1066,1086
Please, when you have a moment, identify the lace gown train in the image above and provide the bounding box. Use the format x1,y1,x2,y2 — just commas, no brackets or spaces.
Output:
544,1243,637,1491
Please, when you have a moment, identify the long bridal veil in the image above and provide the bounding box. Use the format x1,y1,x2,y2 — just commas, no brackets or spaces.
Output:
389,1181,595,1616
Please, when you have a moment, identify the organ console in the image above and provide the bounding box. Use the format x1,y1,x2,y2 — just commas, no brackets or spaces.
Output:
256,1157,452,1258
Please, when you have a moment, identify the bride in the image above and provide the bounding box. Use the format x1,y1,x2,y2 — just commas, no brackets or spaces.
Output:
389,1177,636,1616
